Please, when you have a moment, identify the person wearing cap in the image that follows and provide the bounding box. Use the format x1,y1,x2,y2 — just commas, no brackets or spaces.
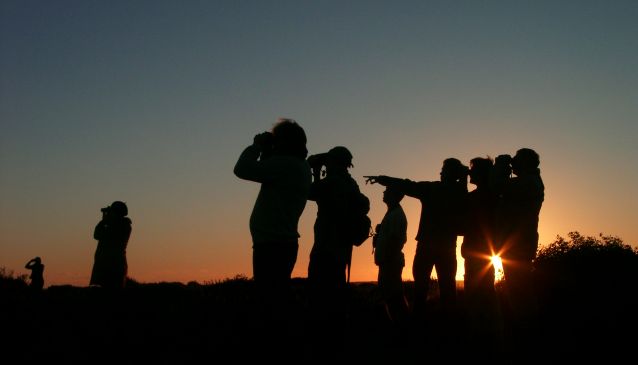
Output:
306,145,362,361
365,158,469,321
90,200,132,289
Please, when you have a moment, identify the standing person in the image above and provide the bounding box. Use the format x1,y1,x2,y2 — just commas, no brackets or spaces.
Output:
306,146,363,362
233,118,311,362
90,201,132,289
365,158,468,319
460,157,503,360
372,186,409,331
491,148,544,358
25,257,44,290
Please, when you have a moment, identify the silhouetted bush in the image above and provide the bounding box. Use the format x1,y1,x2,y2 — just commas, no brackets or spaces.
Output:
534,231,638,305
0,266,28,290
126,276,142,287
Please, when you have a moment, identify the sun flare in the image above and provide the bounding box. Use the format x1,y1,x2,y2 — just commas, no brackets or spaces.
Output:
491,255,505,282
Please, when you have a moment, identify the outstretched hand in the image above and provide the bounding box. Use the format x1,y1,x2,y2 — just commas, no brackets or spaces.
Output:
364,175,385,185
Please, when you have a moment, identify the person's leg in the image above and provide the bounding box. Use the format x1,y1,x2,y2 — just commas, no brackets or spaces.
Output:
253,242,299,364
435,246,458,313
465,258,502,361
501,257,537,360
464,257,481,328
427,246,458,357
253,241,298,289
412,242,434,315
384,262,409,327
306,250,347,364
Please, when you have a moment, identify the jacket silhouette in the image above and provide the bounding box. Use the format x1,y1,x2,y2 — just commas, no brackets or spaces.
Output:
25,257,44,290
90,201,132,289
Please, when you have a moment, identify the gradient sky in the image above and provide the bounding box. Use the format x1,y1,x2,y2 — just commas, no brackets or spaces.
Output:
2,0,637,287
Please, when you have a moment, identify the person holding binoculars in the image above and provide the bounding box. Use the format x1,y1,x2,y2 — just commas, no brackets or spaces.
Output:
90,200,132,289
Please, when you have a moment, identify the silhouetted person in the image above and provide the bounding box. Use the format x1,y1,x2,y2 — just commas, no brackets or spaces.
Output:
365,158,468,319
25,257,44,290
491,148,544,359
233,118,311,363
306,146,362,363
372,186,409,333
460,157,503,360
90,201,132,289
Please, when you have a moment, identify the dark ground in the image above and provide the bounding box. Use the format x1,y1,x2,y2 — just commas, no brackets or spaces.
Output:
1,277,635,364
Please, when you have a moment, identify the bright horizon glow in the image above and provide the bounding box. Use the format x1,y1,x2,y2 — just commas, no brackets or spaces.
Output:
491,256,505,283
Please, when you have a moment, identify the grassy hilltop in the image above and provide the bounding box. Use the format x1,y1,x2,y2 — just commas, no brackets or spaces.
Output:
2,232,637,364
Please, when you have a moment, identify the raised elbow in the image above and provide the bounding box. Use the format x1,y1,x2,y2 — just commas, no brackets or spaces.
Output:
233,164,248,180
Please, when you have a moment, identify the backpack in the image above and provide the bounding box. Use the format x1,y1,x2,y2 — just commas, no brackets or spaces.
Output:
344,190,372,247
343,189,372,284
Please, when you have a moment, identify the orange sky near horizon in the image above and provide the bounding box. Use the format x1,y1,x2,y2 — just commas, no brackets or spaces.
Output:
2,1,637,287
4,164,632,288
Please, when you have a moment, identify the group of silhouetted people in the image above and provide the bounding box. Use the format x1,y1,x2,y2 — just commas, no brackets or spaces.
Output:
22,117,543,362
24,200,132,291
365,151,544,361
235,118,544,363
367,149,544,359
234,119,379,363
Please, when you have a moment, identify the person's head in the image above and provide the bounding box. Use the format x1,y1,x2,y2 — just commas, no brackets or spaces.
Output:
469,157,494,187
107,201,128,217
34,257,41,264
272,118,308,159
512,148,540,176
383,186,404,206
440,158,469,183
326,146,353,172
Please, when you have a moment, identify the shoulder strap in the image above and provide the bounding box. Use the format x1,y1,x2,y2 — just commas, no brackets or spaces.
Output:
346,246,353,284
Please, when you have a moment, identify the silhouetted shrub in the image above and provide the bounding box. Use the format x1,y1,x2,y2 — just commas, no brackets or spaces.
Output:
534,232,638,304
0,266,28,290
206,274,251,286
126,276,142,287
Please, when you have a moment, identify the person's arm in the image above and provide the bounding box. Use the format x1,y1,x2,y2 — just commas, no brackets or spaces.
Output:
365,175,428,198
116,218,133,249
25,259,34,269
386,209,408,255
306,153,325,183
233,144,264,183
374,219,387,265
233,132,275,183
307,178,321,202
457,193,470,236
94,220,108,241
